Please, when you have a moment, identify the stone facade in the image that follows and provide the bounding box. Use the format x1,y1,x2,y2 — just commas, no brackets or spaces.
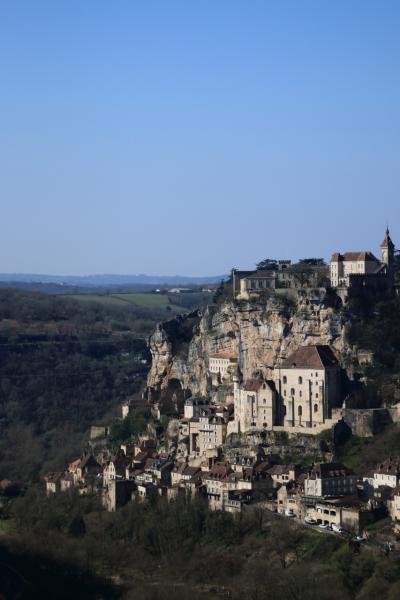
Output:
330,228,395,292
230,345,343,434
146,296,346,402
304,462,357,498
209,352,238,382
274,345,342,431
230,377,277,434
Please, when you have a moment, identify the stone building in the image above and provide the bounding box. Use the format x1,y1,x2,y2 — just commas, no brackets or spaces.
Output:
204,460,272,511
183,397,210,419
388,486,400,531
171,462,201,486
274,345,342,431
267,464,302,488
208,352,238,383
102,479,136,512
373,458,400,489
229,345,343,434
188,412,228,455
44,472,62,495
305,497,366,534
230,377,278,434
277,479,306,519
233,261,327,300
303,462,357,499
330,228,395,292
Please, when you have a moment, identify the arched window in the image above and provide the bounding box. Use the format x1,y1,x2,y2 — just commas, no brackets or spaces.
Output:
314,403,318,413
298,376,303,384
298,406,302,416
290,388,295,396
283,376,287,384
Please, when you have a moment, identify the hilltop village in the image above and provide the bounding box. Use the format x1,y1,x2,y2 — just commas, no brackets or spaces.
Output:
45,229,400,541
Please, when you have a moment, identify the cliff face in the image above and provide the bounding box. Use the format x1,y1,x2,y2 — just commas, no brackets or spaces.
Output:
146,297,348,400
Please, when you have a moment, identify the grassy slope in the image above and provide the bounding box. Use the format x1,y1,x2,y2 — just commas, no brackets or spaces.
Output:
63,292,183,311
337,424,400,474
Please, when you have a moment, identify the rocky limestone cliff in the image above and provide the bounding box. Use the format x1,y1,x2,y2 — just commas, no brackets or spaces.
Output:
146,295,349,402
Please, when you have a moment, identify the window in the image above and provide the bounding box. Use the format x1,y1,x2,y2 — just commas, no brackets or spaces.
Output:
315,393,318,398
298,376,303,384
283,376,287,384
314,404,318,413
290,388,295,396
298,406,302,416
284,390,286,397
299,391,302,397
263,398,266,404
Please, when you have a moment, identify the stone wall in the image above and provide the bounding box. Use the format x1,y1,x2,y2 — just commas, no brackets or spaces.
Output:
337,408,393,437
147,296,348,405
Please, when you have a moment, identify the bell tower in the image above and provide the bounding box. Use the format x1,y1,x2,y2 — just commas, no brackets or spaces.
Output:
380,227,394,267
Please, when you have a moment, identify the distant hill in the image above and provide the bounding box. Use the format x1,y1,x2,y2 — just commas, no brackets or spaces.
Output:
0,273,226,287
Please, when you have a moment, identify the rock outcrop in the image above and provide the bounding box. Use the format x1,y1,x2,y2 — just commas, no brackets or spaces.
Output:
146,295,349,405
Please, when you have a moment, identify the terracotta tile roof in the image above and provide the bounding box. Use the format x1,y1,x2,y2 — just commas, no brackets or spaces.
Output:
133,451,148,463
331,251,379,262
280,345,338,369
68,458,81,473
254,461,272,474
267,464,296,476
206,462,233,480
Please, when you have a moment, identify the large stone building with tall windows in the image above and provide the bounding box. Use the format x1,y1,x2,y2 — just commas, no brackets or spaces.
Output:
273,345,342,431
229,345,343,434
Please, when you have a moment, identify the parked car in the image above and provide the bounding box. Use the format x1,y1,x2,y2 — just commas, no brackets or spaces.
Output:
353,536,366,543
285,509,295,518
305,517,317,525
331,524,344,533
318,523,331,530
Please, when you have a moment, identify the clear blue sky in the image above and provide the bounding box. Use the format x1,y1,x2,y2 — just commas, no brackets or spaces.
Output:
1,1,399,276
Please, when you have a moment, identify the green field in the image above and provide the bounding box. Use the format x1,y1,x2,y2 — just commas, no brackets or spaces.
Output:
63,292,182,310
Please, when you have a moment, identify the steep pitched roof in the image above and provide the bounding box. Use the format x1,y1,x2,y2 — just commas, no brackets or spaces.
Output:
280,345,339,369
381,228,394,248
331,251,379,262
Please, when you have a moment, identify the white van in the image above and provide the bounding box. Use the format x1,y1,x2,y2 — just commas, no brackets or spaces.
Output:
331,523,343,533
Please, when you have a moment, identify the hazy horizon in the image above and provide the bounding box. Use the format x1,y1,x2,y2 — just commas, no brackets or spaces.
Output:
1,1,399,276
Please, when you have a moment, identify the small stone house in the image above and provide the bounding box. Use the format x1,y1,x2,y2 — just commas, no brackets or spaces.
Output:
304,462,357,498
373,458,400,489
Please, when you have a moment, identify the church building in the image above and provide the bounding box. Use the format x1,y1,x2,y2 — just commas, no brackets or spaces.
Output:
330,228,395,291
